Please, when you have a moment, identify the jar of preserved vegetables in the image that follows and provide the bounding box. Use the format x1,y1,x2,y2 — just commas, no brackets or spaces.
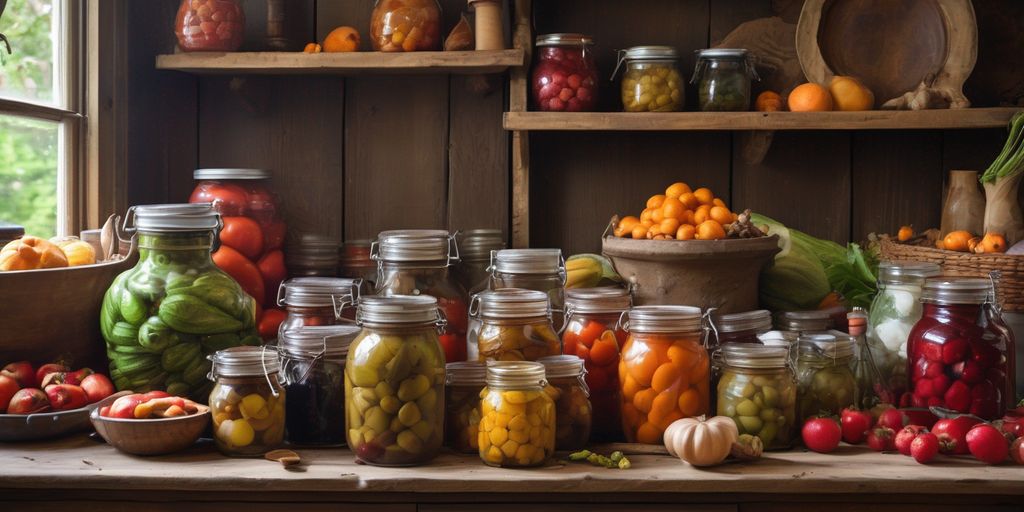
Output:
907,278,1015,419
174,0,245,52
101,204,260,402
620,306,709,444
614,46,684,112
340,240,377,286
538,355,592,451
469,288,561,362
691,48,758,111
370,0,442,52
445,361,486,453
562,286,630,441
532,33,598,112
208,346,286,456
345,295,447,466
796,333,856,422
490,248,566,327
479,361,556,467
373,229,469,363
717,344,796,450
279,325,359,446
453,229,505,294
277,277,361,335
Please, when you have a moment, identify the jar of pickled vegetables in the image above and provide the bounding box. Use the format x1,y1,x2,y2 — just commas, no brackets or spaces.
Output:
453,229,505,294
445,361,486,453
906,278,1015,419
370,0,442,52
346,295,447,466
614,46,684,112
174,0,245,52
340,240,377,286
470,288,561,362
620,306,709,444
279,325,359,446
490,248,566,328
373,229,469,363
796,333,856,422
562,286,630,441
208,346,286,456
775,310,833,333
479,361,556,467
717,344,796,450
277,277,361,335
538,355,592,450
691,49,758,111
531,33,598,112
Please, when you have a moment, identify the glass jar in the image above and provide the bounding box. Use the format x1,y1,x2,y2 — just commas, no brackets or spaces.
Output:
796,333,856,423
174,0,245,52
279,325,359,446
340,240,378,286
453,229,505,294
538,355,592,451
345,296,446,466
373,229,469,363
906,278,1016,419
208,346,286,456
867,261,942,403
444,361,486,453
620,306,709,444
691,48,758,112
470,288,561,362
370,0,442,52
479,361,556,467
775,310,833,333
848,308,888,409
490,248,565,327
277,277,361,335
717,344,796,450
615,46,684,112
531,33,598,112
100,204,260,402
715,310,773,345
562,286,630,441
287,234,340,278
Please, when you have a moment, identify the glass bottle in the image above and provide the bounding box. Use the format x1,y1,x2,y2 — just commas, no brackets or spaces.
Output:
614,46,684,112
277,277,361,336
531,33,598,112
444,361,487,453
691,48,758,111
538,355,592,451
469,288,561,362
717,344,796,450
848,308,888,409
796,333,856,423
479,361,556,467
208,346,286,456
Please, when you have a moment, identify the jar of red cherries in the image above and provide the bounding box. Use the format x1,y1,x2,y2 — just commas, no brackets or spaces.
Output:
174,0,245,52
906,277,1016,420
531,33,598,112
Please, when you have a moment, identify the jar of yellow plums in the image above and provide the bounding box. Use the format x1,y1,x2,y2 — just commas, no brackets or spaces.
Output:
614,46,684,112
479,361,556,468
208,346,286,457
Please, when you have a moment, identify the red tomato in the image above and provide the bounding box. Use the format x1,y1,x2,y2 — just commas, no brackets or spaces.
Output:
212,245,266,305
245,184,278,223
257,250,287,302
438,297,468,334
577,321,605,348
562,331,579,357
258,308,287,340
261,220,286,251
439,333,466,363
219,216,264,260
190,183,249,216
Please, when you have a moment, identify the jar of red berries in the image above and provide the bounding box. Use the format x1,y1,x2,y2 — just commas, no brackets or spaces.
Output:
531,33,598,112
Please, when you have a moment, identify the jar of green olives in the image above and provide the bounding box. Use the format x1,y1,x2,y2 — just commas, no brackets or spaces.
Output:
716,344,796,450
614,46,684,112
796,333,856,423
691,48,757,111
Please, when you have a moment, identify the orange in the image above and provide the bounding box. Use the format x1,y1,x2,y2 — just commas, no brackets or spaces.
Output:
677,388,701,417
897,225,914,242
755,90,783,112
646,194,666,209
942,230,974,252
980,233,1008,253
712,197,727,208
679,192,700,210
661,197,685,220
630,225,647,239
665,182,692,199
693,187,714,205
302,42,322,53
676,224,696,240
635,422,662,444
640,208,654,224
693,204,712,225
681,210,696,225
788,82,833,112
651,208,665,224
829,76,874,111
696,220,726,240
615,216,640,237
709,206,733,225
659,218,680,236
323,26,361,52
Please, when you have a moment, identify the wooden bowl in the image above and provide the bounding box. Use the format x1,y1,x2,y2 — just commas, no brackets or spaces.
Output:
90,405,210,456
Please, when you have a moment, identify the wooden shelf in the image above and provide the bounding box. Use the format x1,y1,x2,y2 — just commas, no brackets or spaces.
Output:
503,108,1021,131
156,49,525,75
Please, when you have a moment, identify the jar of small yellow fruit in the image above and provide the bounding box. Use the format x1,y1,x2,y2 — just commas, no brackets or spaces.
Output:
479,361,556,467
470,288,562,362
614,46,684,112
612,182,737,241
208,346,286,457
445,361,487,453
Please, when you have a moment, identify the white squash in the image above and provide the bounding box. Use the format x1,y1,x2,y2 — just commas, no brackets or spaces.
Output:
663,415,738,467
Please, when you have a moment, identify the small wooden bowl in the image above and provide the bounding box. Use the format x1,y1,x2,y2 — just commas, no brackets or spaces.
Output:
90,405,210,456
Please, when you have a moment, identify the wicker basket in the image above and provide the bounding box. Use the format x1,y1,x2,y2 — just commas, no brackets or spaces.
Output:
879,239,1024,311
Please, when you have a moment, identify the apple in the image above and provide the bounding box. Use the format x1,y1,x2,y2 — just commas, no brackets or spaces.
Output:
7,388,49,414
35,363,68,387
45,384,89,411
80,374,114,403
1,361,37,388
0,375,19,413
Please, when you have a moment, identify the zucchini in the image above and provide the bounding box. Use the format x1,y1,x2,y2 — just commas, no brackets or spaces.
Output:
107,321,141,347
161,342,201,373
158,294,243,334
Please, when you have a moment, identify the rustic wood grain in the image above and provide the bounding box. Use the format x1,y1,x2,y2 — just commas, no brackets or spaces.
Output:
156,50,525,75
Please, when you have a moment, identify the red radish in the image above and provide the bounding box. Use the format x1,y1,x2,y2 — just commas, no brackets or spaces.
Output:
80,374,114,403
966,424,1010,464
7,388,49,414
45,384,89,411
876,408,906,430
0,375,20,413
911,432,940,463
35,363,67,386
932,415,983,455
841,408,873,444
1,361,37,388
867,427,896,452
1010,437,1024,465
895,425,929,456
802,417,842,453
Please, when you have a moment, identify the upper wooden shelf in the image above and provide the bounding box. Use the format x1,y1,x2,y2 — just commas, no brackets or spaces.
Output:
156,49,525,75
503,108,1021,131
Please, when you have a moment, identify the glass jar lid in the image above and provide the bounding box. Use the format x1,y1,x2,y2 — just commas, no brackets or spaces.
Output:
491,248,562,275
193,168,271,180
458,229,505,261
209,346,280,378
565,286,631,314
277,277,361,310
758,330,798,348
623,45,678,61
878,261,942,286
696,48,749,60
537,355,586,379
279,325,360,359
626,305,702,334
922,277,994,305
446,361,487,386
128,203,221,232
536,33,593,46
775,310,832,332
720,344,789,369
486,360,547,388
472,288,550,319
715,309,772,334
798,333,854,359
374,229,455,263
356,295,441,325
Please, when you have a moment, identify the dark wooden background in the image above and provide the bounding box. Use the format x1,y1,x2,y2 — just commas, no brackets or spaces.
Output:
120,0,1019,256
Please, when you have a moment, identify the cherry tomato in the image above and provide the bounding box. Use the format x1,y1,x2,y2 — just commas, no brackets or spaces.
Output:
190,183,249,216
219,216,264,261
212,245,266,305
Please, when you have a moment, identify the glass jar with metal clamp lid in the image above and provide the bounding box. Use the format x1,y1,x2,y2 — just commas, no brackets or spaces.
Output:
469,288,561,362
276,277,361,337
208,346,286,456
709,309,774,414
691,48,758,111
489,248,566,329
538,355,592,451
479,361,556,467
531,33,599,112
453,229,505,294
613,45,685,112
444,361,487,453
796,333,856,423
716,344,796,450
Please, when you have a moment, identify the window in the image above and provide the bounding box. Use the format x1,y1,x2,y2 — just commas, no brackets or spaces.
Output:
0,0,82,237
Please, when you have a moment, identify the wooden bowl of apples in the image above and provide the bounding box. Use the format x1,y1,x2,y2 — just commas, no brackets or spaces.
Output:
90,393,210,456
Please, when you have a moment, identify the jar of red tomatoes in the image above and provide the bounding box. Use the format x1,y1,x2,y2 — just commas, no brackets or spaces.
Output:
277,277,361,336
907,277,1016,420
563,287,630,441
174,0,245,52
370,0,442,52
531,33,598,112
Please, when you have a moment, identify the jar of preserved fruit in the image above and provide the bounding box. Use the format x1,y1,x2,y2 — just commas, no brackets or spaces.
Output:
101,204,260,402
373,229,469,363
174,0,245,52
340,240,378,286
208,346,286,456
691,49,757,111
562,286,630,440
370,0,442,52
620,306,709,444
279,325,359,446
277,277,361,335
717,344,796,450
345,295,447,466
453,229,505,294
538,355,592,450
796,333,856,422
490,248,565,327
470,288,561,362
907,278,1015,419
479,361,556,467
614,46,684,112
445,361,486,453
531,33,598,112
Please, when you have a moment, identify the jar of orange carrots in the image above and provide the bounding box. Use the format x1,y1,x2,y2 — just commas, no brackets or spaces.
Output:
619,305,709,444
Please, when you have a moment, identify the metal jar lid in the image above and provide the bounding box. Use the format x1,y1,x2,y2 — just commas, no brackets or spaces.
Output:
373,229,456,263
277,277,361,312
623,45,678,61
491,248,562,275
193,168,271,180
624,305,702,334
715,309,773,334
209,346,280,378
878,261,942,286
775,310,832,332
279,325,360,360
536,33,593,47
565,286,631,314
126,203,221,232
458,229,505,261
445,361,487,386
356,295,442,325
798,333,854,360
485,360,547,388
922,277,994,305
471,288,550,319
696,48,749,60
537,355,586,379
720,344,790,369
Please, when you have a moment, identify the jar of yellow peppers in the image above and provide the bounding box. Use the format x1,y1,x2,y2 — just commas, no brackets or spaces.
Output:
208,346,286,457
479,361,556,467
445,361,486,453
470,288,561,362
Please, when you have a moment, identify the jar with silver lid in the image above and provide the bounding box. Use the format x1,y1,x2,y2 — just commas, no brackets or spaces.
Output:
489,248,566,328
691,48,758,111
444,361,487,453
531,33,598,112
775,310,833,333
469,288,561,362
208,346,286,456
276,277,361,337
479,361,556,467
340,239,377,286
454,229,505,294
796,333,856,423
715,310,773,345
287,233,340,277
614,45,684,112
716,344,796,450
279,325,360,446
538,355,592,450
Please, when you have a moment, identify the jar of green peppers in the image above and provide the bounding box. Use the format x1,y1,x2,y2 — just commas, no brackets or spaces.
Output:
717,344,796,450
